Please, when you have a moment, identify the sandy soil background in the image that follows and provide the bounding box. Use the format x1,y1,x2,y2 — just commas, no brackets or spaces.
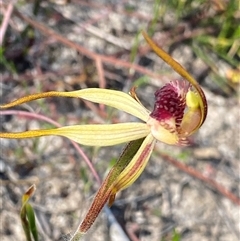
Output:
1,1,239,241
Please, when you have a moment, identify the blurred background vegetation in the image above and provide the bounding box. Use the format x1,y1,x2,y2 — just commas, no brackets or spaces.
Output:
1,0,239,241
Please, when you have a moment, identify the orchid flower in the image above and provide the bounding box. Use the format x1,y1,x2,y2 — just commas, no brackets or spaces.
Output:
0,31,207,240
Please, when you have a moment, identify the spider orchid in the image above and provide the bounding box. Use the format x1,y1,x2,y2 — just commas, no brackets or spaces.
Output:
0,31,207,240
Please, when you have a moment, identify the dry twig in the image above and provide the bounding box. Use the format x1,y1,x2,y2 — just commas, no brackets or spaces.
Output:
157,150,240,206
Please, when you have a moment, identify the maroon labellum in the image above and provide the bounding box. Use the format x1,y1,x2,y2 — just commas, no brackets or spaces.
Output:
150,80,190,127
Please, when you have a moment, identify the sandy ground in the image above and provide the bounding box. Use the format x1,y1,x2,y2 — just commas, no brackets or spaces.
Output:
1,1,239,241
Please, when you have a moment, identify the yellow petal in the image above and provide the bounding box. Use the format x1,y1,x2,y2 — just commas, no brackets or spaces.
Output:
0,123,150,146
110,133,156,192
0,88,150,122
70,88,150,122
75,135,155,236
142,31,207,129
77,138,145,234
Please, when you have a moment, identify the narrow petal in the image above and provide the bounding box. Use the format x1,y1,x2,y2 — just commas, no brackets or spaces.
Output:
75,135,155,236
77,138,145,235
0,88,150,122
109,133,156,195
142,31,207,128
71,88,150,122
0,123,150,146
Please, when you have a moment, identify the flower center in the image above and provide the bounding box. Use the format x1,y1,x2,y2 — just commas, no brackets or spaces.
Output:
150,80,188,127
